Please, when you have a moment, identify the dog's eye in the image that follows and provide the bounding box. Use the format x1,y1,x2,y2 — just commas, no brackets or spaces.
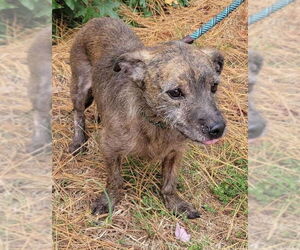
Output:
211,83,218,93
166,88,184,99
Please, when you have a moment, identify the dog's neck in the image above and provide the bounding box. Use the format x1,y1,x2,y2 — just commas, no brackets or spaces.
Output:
140,110,168,129
127,84,169,129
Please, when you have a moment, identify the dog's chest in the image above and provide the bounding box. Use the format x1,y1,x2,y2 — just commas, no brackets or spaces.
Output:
133,125,185,160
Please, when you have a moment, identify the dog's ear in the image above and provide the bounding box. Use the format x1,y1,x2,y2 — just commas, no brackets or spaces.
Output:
113,50,153,83
201,48,224,74
249,50,263,74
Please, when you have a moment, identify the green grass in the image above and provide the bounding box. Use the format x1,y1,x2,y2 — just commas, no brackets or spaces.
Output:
211,158,247,210
202,204,217,214
188,243,204,250
212,166,247,204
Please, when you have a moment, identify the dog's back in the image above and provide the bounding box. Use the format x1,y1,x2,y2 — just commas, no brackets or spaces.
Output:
70,17,143,66
68,18,144,153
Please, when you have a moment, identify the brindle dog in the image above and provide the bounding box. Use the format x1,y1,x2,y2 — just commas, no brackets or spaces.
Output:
69,17,226,219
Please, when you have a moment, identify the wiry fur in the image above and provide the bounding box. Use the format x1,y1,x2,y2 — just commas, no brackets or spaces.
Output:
69,17,226,219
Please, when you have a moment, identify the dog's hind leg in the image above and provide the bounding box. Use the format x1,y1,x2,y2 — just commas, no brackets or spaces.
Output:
69,57,94,155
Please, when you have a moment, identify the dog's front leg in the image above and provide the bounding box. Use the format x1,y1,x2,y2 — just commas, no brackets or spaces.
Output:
92,155,124,215
161,150,200,219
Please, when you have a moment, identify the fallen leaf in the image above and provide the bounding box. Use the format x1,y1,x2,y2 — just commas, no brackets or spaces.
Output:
175,222,191,242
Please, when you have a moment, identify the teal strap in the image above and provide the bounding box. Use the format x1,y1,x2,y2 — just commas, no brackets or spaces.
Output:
182,0,245,43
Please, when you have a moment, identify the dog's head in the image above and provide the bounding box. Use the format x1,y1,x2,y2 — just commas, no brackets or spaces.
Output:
248,50,266,140
113,41,226,144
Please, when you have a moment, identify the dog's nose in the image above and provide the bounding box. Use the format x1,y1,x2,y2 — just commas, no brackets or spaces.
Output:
208,122,225,139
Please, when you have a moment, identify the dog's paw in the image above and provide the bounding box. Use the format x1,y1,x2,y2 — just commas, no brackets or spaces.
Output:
91,200,110,215
185,208,201,219
91,192,117,216
164,194,201,219
175,202,201,219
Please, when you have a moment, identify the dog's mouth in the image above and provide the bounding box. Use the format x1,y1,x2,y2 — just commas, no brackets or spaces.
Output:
202,139,219,145
191,137,220,145
176,127,220,145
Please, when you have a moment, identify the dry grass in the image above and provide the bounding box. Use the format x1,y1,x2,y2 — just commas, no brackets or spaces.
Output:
0,29,52,249
249,0,300,249
52,0,248,249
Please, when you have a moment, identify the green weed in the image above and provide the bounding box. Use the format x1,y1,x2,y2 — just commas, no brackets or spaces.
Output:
212,165,247,205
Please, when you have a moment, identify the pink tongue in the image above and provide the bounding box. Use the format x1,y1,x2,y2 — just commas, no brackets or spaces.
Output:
202,139,219,145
